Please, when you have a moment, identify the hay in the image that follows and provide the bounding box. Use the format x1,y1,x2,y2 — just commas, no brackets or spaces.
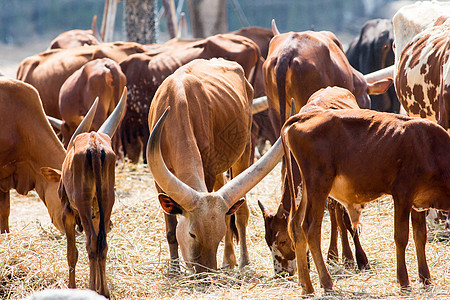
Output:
1,161,449,299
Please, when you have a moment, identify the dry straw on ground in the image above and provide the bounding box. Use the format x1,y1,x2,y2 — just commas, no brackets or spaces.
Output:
1,161,449,299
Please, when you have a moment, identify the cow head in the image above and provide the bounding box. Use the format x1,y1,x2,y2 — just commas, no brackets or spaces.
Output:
147,107,284,272
258,201,296,275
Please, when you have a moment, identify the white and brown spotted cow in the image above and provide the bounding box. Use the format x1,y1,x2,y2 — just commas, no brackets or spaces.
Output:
393,2,450,228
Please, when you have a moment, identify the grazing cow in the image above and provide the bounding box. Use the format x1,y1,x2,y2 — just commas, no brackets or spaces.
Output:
258,87,370,275
0,77,66,233
17,41,145,119
41,89,126,297
47,16,100,50
346,19,399,113
393,2,450,228
120,33,260,163
59,58,126,152
281,108,450,294
147,58,284,272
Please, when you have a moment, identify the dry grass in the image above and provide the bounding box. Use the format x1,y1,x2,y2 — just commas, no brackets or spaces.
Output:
1,160,449,299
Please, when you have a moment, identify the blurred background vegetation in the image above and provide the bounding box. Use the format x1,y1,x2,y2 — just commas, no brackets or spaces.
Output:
0,0,428,45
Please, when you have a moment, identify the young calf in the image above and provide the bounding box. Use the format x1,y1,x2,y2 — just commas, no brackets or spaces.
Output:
282,106,450,294
258,87,371,275
42,89,127,298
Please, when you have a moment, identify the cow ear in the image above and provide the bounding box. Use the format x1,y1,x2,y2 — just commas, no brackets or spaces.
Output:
158,193,183,215
367,78,393,95
226,199,245,215
40,167,61,183
258,200,271,217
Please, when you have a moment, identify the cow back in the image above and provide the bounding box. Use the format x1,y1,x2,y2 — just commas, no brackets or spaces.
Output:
148,58,253,191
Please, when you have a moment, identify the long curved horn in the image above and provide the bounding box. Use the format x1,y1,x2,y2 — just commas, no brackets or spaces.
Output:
146,107,200,211
364,65,394,83
46,116,63,131
68,97,99,147
218,100,296,208
252,96,268,114
272,19,280,35
98,87,127,137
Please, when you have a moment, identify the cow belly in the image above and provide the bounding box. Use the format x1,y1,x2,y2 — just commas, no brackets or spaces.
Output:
329,175,385,206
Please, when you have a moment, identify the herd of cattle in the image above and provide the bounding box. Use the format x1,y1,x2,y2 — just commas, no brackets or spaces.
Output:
1,1,449,298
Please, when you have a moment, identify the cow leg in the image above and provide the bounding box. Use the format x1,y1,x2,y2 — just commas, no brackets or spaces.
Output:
411,210,431,285
235,201,250,268
326,198,339,263
0,190,10,233
288,185,314,295
218,173,237,269
335,203,355,269
63,204,78,289
231,142,251,268
342,208,370,270
96,243,109,297
165,214,180,272
393,200,411,289
302,188,334,293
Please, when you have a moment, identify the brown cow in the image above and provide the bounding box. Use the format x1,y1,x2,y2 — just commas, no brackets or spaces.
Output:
263,21,393,137
47,16,100,50
41,89,126,297
258,87,370,275
59,58,126,151
120,33,260,163
17,41,145,119
281,108,450,294
147,58,284,272
0,77,66,233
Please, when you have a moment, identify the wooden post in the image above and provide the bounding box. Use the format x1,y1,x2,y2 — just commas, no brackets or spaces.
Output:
163,0,178,39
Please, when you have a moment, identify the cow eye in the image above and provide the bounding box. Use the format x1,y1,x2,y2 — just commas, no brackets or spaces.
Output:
189,232,196,239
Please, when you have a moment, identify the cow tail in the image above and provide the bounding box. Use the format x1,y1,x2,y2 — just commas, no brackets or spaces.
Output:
275,58,289,132
89,136,107,256
227,169,239,244
280,121,297,216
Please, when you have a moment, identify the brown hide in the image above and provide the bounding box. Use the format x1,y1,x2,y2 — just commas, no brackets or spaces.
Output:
282,108,450,294
17,42,145,119
263,31,374,137
148,58,253,272
48,29,100,50
59,58,126,151
0,77,66,233
120,33,260,163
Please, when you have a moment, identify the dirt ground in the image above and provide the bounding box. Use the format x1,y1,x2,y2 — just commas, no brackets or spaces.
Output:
0,41,449,299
